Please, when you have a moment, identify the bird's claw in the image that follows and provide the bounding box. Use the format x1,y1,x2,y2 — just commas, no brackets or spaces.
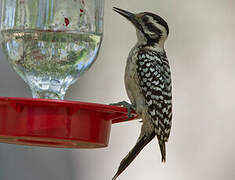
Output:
110,101,135,121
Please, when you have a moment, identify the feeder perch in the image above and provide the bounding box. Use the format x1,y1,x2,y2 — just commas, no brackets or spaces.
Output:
0,97,138,148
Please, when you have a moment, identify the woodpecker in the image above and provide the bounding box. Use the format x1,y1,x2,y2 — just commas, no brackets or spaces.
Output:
112,7,172,179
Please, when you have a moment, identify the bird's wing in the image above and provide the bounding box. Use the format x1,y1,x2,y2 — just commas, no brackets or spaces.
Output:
136,50,172,141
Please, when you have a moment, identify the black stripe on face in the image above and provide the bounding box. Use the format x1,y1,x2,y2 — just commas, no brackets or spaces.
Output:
143,22,162,45
145,12,169,35
144,22,162,35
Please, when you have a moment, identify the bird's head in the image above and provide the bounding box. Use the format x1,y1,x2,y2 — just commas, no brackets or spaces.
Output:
113,7,169,48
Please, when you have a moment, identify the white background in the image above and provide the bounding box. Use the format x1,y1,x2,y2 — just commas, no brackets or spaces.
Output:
0,0,235,180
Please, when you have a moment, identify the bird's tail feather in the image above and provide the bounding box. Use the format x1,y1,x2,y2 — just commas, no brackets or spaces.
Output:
112,131,155,180
159,140,166,162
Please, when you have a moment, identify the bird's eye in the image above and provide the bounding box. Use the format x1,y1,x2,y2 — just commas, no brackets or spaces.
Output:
142,16,149,22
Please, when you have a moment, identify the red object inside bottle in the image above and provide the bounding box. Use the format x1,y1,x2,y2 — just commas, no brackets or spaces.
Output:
0,97,137,148
64,17,70,26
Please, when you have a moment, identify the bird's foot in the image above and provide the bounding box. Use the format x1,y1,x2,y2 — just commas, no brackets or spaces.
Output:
110,101,135,120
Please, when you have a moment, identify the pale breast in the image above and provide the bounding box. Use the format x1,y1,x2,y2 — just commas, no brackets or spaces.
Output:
124,47,146,115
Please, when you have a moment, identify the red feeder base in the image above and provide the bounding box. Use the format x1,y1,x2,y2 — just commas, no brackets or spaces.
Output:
0,97,138,148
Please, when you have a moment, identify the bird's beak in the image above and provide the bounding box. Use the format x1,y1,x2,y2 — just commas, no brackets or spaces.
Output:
113,7,138,26
113,7,135,20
